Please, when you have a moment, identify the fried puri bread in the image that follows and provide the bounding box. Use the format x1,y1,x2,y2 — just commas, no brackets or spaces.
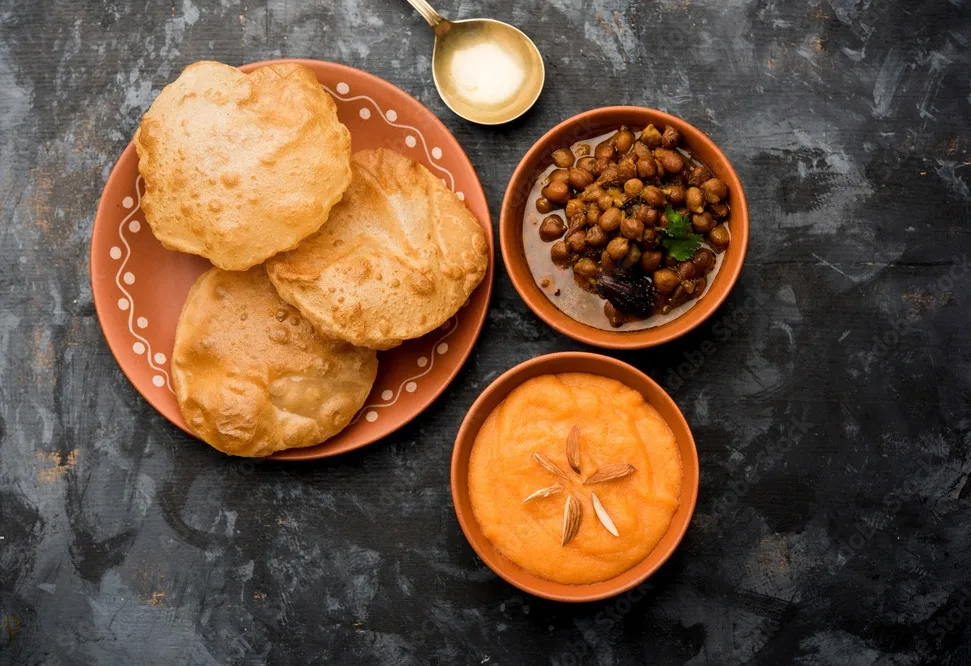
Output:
171,267,377,457
134,61,352,270
266,149,489,350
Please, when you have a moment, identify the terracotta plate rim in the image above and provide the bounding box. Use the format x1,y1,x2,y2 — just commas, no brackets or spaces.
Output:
450,352,700,602
90,58,494,461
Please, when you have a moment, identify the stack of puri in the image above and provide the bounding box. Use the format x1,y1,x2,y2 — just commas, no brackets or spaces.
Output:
134,61,489,457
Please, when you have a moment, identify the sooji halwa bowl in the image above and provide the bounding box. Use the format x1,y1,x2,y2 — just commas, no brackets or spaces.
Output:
451,352,699,602
500,107,749,349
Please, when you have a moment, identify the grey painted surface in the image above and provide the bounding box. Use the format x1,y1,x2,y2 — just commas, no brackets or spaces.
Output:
1,0,970,663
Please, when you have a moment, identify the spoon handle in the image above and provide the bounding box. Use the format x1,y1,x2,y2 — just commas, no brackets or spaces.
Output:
405,0,444,29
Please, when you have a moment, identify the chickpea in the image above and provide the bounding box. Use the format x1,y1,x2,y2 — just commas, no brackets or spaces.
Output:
687,164,712,187
599,206,622,232
634,205,658,226
661,125,680,149
535,197,554,214
606,236,630,260
542,180,571,204
691,248,715,274
597,193,615,212
709,201,730,218
567,215,586,238
653,267,680,294
690,276,706,298
701,178,728,203
677,260,697,280
565,199,585,218
641,228,659,247
609,188,627,208
657,149,685,174
574,258,599,278
581,185,605,202
632,141,652,161
691,211,715,233
549,168,570,183
568,167,595,190
539,214,567,241
637,157,657,179
586,203,601,224
601,250,618,273
576,157,598,173
642,124,662,148
575,143,590,158
594,156,612,176
654,159,666,179
612,127,635,153
708,224,730,252
616,159,637,182
620,244,641,270
550,240,572,265
664,185,685,206
686,187,705,213
640,250,663,273
599,164,621,186
623,178,644,197
594,140,615,160
664,254,679,267
604,301,625,328
586,224,609,247
620,216,645,240
567,230,587,252
642,185,666,207
552,148,575,168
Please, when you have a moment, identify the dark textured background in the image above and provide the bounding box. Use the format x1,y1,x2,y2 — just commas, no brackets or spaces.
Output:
1,0,970,663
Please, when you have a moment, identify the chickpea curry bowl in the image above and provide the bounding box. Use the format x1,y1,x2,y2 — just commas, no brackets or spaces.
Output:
500,107,749,349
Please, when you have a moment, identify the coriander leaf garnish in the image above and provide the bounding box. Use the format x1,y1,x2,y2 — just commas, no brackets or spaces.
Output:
661,206,703,261
662,206,690,237
662,236,703,261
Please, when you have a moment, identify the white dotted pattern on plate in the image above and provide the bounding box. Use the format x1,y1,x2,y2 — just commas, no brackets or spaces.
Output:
348,317,460,426
326,81,456,191
110,176,174,393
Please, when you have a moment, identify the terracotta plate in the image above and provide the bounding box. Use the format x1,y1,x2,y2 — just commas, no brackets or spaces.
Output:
90,59,494,460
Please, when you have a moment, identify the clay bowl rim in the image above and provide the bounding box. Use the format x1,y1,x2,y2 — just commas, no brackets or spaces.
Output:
450,351,699,603
499,106,749,350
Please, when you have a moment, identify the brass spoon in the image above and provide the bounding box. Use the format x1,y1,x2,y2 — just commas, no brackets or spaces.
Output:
405,0,545,125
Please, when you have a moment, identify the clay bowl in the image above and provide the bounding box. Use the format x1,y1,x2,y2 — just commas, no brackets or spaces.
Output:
451,352,699,602
500,106,749,349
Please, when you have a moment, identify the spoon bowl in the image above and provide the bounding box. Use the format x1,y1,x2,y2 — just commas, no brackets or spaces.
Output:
432,18,545,125
406,1,544,124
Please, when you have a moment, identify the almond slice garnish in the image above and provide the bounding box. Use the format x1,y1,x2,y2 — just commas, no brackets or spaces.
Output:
525,433,634,546
562,494,582,546
566,425,581,474
583,463,637,485
532,452,567,478
591,491,619,537
522,484,564,503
